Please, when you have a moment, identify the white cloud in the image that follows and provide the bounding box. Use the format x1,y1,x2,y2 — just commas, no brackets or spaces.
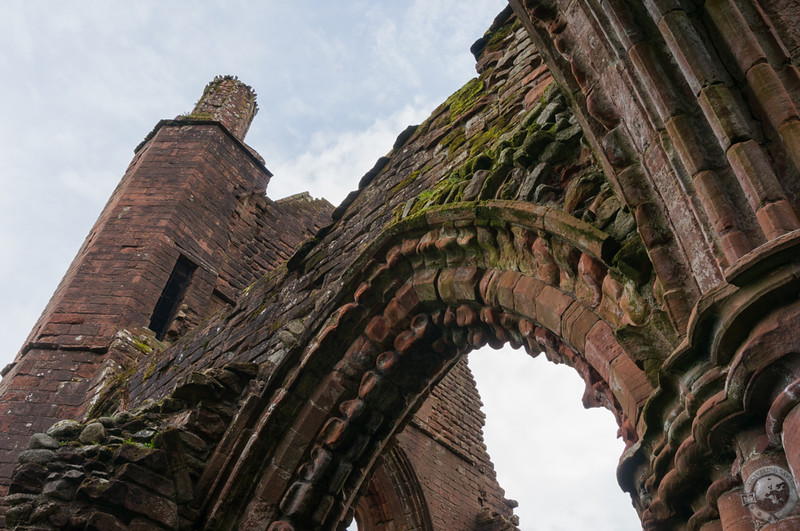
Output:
469,346,641,530
265,101,435,204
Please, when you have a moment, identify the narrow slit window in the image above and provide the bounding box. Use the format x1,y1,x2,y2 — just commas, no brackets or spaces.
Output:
149,255,197,340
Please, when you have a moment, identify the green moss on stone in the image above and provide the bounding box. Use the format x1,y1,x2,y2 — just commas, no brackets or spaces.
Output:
132,339,153,355
406,172,471,218
391,169,422,195
485,24,513,50
142,362,156,382
184,111,215,120
612,238,651,284
445,78,485,119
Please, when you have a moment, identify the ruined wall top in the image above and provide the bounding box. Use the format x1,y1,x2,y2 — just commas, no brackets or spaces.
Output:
184,75,258,140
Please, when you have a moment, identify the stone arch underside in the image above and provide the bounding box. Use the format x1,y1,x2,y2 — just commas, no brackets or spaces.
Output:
200,199,658,529
178,15,672,528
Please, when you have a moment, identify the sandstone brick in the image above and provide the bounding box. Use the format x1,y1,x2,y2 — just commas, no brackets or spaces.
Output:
629,42,684,123
599,0,645,50
393,281,421,314
615,166,651,208
717,488,754,529
755,200,800,239
562,302,600,352
383,298,411,329
364,316,392,346
727,139,788,209
584,321,623,383
746,62,800,131
692,170,738,235
719,230,752,265
512,275,546,318
437,267,481,304
609,352,652,423
778,119,800,173
666,115,716,176
705,0,767,72
493,270,522,310
642,0,681,20
534,285,574,334
411,269,439,303
701,79,757,150
658,10,728,95
478,269,501,307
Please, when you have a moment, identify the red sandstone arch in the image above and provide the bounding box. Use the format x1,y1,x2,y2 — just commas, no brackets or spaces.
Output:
194,201,655,529
348,446,433,530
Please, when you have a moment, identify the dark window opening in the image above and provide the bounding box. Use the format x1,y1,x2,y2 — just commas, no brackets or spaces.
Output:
149,255,197,340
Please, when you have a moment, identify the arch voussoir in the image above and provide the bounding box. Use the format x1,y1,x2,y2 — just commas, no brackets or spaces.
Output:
228,204,659,529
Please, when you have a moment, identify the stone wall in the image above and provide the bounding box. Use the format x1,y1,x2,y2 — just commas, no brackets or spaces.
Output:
0,77,331,526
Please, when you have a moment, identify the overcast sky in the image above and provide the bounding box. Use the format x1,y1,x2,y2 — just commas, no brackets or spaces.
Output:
0,2,639,529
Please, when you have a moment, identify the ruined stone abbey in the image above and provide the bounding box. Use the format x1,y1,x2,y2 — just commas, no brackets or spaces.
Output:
4,0,800,528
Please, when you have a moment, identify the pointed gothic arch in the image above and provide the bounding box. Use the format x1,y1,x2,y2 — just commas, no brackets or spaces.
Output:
195,198,659,529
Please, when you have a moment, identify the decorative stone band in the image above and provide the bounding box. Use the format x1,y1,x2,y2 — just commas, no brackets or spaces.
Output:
767,378,800,447
638,280,800,527
685,474,741,530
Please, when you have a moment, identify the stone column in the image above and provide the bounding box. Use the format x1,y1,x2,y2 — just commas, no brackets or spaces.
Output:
768,380,800,490
185,75,258,141
784,406,800,489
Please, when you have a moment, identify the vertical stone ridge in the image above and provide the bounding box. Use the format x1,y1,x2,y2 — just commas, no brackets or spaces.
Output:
187,75,258,140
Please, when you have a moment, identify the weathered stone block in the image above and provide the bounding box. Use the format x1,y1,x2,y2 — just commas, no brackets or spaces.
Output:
583,321,623,383
364,316,392,346
746,62,800,131
756,199,800,239
534,285,573,334
665,115,715,176
778,119,800,172
437,267,481,304
658,10,727,95
629,42,684,123
411,268,440,303
27,434,58,451
512,275,546,318
17,449,55,466
493,270,522,310
727,139,786,209
79,423,107,445
561,301,599,352
705,0,766,72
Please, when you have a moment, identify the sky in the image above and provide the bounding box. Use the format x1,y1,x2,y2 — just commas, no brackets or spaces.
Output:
0,2,640,529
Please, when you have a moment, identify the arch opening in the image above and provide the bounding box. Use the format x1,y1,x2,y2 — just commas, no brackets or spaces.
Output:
246,294,647,529
468,344,640,529
202,204,660,529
